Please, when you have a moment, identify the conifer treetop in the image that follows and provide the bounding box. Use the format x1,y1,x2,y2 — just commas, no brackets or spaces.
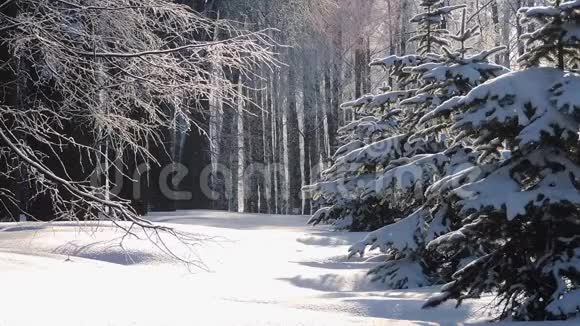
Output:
519,0,580,69
409,0,466,55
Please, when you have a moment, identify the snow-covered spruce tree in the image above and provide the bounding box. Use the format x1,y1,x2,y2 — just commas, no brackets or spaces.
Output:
305,87,420,231
423,1,580,320
347,10,510,289
409,1,466,56
304,1,468,232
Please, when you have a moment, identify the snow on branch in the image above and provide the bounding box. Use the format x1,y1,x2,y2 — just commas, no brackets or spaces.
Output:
348,207,429,258
449,68,579,145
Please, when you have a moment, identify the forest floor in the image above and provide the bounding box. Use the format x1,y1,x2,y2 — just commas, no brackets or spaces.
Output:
0,210,575,325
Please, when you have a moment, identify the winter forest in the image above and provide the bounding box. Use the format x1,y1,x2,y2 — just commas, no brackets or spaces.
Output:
1,0,580,325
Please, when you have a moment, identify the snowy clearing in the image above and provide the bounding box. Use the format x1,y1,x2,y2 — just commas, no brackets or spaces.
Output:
0,210,575,325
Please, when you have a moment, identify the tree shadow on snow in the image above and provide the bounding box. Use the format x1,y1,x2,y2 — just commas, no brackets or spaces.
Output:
280,273,379,292
280,272,480,324
340,296,477,324
147,209,309,230
0,224,48,232
297,261,379,270
53,240,163,265
295,235,352,246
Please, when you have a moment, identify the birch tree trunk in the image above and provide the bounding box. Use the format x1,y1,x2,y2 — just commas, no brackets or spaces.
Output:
261,69,273,214
329,25,342,153
236,77,245,213
270,71,280,214
285,47,302,214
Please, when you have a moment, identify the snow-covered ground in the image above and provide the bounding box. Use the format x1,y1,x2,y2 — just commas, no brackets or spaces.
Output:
0,210,574,325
